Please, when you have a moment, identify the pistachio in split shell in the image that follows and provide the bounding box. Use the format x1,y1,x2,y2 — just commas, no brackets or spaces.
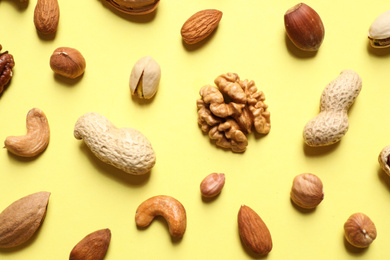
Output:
290,173,323,209
368,10,390,48
50,47,86,79
104,0,159,15
284,3,325,51
344,213,377,248
129,56,161,99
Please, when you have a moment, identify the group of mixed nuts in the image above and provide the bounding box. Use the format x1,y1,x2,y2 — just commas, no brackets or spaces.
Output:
1,0,390,258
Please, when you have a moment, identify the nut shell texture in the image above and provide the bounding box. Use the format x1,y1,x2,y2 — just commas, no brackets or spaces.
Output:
238,205,272,256
105,0,159,15
181,9,223,44
50,47,86,79
344,213,377,248
284,3,324,51
368,10,390,48
69,229,111,260
290,173,323,209
74,112,156,175
303,70,362,147
0,191,50,248
33,0,60,34
378,145,390,176
129,56,161,99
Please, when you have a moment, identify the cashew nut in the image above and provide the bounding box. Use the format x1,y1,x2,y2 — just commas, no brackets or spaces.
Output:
4,108,50,157
303,70,362,147
135,195,187,238
74,112,156,175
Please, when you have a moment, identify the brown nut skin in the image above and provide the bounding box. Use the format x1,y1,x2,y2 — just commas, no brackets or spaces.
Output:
135,195,186,238
290,173,323,209
4,108,50,157
50,47,86,79
344,213,377,248
284,3,325,51
200,173,225,198
0,191,50,248
0,45,15,94
238,205,272,256
34,0,60,35
105,0,159,15
378,145,390,176
69,229,111,260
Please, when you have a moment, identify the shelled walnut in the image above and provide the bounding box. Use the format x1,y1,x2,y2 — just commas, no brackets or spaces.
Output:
0,45,15,95
197,73,270,152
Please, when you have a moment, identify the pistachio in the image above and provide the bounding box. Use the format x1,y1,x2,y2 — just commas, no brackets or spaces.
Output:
104,0,159,15
129,56,161,99
368,10,390,48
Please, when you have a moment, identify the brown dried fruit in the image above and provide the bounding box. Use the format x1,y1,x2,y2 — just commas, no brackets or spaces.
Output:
105,0,159,15
135,195,186,238
290,173,323,209
50,47,86,79
0,191,50,248
238,205,272,255
4,108,50,157
181,9,223,44
69,229,111,260
200,173,225,198
33,0,60,34
344,213,377,248
0,45,15,95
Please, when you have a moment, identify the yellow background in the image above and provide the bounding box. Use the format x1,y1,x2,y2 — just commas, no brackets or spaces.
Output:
1,0,390,259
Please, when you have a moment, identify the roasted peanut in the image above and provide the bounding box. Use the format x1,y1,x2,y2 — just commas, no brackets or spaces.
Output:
74,112,156,175
303,70,362,147
4,108,50,157
200,173,225,198
135,195,186,238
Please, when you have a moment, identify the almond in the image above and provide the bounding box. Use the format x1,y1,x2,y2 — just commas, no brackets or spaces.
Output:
180,9,223,44
69,229,111,260
200,173,225,198
34,0,60,34
0,191,50,248
238,205,272,255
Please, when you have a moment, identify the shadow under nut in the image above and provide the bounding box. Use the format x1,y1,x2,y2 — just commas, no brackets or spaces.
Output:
74,112,156,175
4,108,50,157
135,195,187,238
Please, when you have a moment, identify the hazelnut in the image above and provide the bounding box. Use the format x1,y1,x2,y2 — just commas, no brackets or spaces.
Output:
200,173,225,198
368,10,390,48
284,3,325,51
50,47,86,79
344,213,377,248
290,173,323,209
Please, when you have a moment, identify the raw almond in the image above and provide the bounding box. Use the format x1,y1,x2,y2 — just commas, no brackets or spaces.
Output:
180,9,222,44
0,191,50,248
238,205,272,255
69,229,111,260
34,0,60,34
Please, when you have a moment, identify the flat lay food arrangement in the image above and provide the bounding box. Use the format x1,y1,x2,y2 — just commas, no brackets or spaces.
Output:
1,0,390,259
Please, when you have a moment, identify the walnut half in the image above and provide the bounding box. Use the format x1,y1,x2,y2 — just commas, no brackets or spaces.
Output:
197,73,271,152
0,45,15,95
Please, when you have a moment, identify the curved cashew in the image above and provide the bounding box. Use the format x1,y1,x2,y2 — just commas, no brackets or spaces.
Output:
135,195,186,238
4,108,50,157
